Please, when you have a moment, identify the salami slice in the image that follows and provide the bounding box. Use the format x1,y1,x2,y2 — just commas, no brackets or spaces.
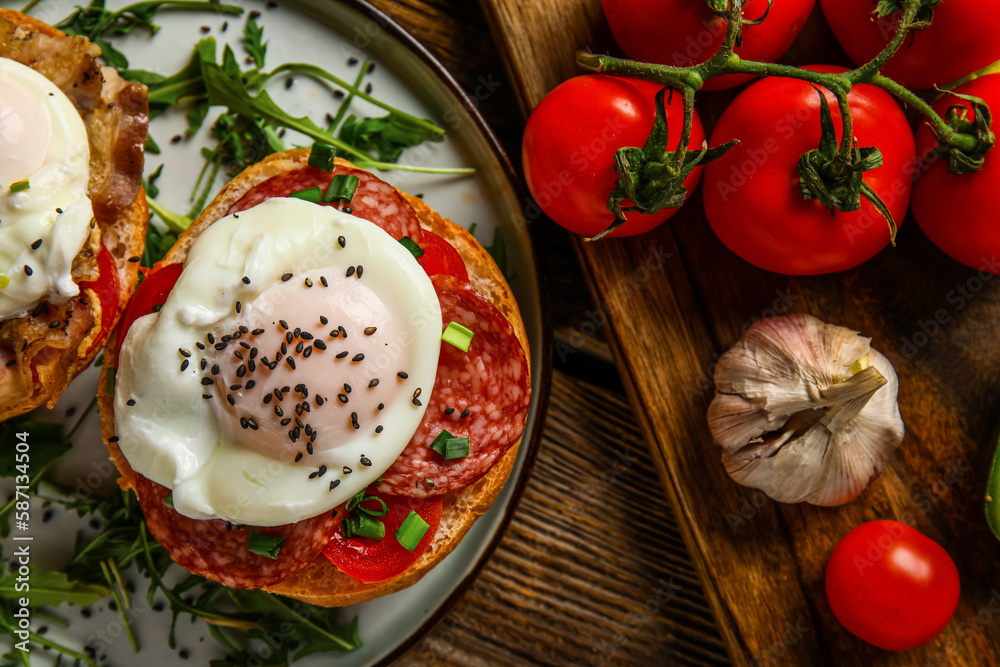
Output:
378,275,530,497
134,474,341,589
227,165,423,241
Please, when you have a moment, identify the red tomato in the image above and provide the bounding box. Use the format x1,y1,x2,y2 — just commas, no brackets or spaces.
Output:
912,74,1000,273
522,74,705,238
602,0,815,90
826,521,960,651
322,490,443,583
77,244,120,352
821,0,1000,89
113,262,183,365
702,65,916,275
417,229,469,283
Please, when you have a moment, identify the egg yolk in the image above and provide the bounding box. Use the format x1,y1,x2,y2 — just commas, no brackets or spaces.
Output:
199,267,426,462
0,61,51,186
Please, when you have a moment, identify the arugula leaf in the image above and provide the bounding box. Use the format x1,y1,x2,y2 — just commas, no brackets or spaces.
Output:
243,17,267,68
0,570,108,608
339,113,444,162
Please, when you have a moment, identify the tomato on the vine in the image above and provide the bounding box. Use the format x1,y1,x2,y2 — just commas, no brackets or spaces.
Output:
522,74,705,238
821,0,1000,90
912,74,1000,273
601,0,815,90
702,65,916,275
826,521,960,651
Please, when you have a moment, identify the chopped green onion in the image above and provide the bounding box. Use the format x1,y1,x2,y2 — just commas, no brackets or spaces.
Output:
308,142,336,172
106,367,116,397
442,321,474,352
0,275,8,290
247,531,284,559
9,179,29,192
395,510,429,552
290,187,323,203
429,429,470,460
163,493,174,508
341,512,385,541
324,174,360,203
399,236,424,259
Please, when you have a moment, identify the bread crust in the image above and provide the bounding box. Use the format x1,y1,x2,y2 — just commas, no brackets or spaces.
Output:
100,149,528,607
0,10,148,420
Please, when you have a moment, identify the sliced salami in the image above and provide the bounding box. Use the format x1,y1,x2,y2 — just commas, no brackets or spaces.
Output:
378,275,530,497
227,165,423,241
134,474,341,589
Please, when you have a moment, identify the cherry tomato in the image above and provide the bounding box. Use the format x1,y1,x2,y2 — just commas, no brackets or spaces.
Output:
322,489,443,583
821,0,1000,89
417,229,469,283
702,65,916,275
602,0,815,90
826,521,960,651
522,74,705,238
912,74,1000,273
77,243,120,353
113,262,183,365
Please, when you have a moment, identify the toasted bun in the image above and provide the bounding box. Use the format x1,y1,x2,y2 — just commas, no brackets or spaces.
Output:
0,10,148,421
99,149,528,607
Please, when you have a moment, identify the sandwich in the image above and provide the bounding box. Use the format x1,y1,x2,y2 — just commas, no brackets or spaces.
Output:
0,9,148,421
98,148,530,606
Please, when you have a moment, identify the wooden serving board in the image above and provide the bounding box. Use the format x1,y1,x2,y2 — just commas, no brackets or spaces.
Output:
479,1,1000,665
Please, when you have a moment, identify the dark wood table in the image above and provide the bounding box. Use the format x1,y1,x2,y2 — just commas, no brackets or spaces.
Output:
375,1,731,664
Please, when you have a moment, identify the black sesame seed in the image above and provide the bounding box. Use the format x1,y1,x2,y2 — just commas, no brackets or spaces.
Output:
365,82,373,94
306,442,314,455
248,360,256,372
24,265,33,276
286,357,296,370
397,371,409,379
179,348,191,357
295,453,303,462
303,346,313,358
180,359,189,372
237,365,246,378
295,341,304,354
222,334,233,343
375,425,384,433
247,418,258,430
196,342,206,350
285,76,295,90
280,417,290,425
343,466,353,474
286,332,294,345
290,430,298,442
212,364,221,375
295,417,305,429
295,383,306,393
348,57,359,65
31,238,42,250
368,379,379,388
252,328,265,336
240,341,251,350
108,436,119,443
338,394,348,403
444,407,455,415
338,236,346,248
342,206,353,214
412,397,422,406
304,278,313,288
280,342,287,355
413,388,422,399
281,273,292,282
227,395,236,406
330,480,340,491
230,384,242,391
357,265,364,278
346,266,355,278
378,403,385,411
203,394,212,399
48,321,61,329
207,333,216,344
279,320,289,330
126,399,136,406
264,393,273,405
128,256,141,263
320,276,329,287
5,359,16,367
317,465,327,477
360,457,372,467
364,327,377,336
200,359,208,370
461,409,471,418
319,316,329,326
314,340,327,351
316,395,325,406
240,417,249,429
235,301,242,314
336,351,349,359
250,347,258,359
201,378,214,385
242,276,251,284
274,389,283,401
352,353,365,362
170,134,183,144
302,401,311,413
293,327,302,338
215,342,227,351
308,471,318,479
245,380,256,390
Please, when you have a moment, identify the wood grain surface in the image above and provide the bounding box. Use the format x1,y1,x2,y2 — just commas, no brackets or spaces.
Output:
366,0,732,665
476,0,1000,666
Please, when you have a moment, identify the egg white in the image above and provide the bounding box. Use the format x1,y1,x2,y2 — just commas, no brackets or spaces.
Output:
115,198,442,526
0,57,94,321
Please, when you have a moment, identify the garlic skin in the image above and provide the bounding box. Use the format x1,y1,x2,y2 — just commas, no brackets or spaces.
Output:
707,313,904,506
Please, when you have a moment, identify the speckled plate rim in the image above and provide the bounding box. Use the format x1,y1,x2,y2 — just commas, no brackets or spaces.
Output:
321,1,553,664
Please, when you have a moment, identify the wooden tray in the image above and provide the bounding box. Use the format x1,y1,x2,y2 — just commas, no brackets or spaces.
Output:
479,0,1000,664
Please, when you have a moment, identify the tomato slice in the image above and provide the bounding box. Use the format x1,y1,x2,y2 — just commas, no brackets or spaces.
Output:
322,489,443,583
416,230,469,283
113,262,183,365
77,244,120,353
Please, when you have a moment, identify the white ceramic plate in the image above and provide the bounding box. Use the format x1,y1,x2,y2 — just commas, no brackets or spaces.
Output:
0,0,547,664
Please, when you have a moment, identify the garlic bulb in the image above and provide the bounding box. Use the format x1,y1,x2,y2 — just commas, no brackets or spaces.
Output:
707,313,904,506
